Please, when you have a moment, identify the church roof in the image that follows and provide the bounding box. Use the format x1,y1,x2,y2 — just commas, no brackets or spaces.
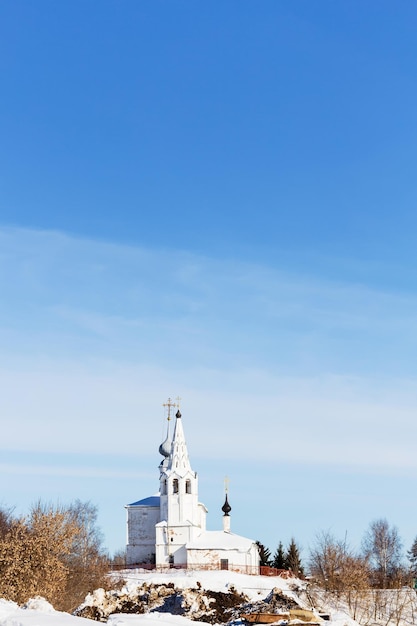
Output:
186,530,256,551
128,495,160,507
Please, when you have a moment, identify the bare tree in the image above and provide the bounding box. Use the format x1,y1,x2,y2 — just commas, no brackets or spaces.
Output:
340,553,371,620
67,500,105,567
362,518,403,588
0,506,14,539
0,500,111,610
309,531,369,598
0,503,78,604
309,531,349,592
60,500,110,611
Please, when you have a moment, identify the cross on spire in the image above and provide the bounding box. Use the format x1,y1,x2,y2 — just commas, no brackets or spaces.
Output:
163,397,179,421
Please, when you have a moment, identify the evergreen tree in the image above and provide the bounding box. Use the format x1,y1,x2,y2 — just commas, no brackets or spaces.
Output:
256,540,272,566
285,538,304,576
272,541,286,569
408,536,417,576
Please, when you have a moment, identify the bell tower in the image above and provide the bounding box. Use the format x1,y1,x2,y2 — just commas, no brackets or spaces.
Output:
156,399,207,566
159,407,200,525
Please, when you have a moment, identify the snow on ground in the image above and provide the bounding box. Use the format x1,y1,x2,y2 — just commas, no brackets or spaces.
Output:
0,597,93,626
111,571,358,626
0,602,200,626
115,569,300,602
0,570,359,626
108,615,199,626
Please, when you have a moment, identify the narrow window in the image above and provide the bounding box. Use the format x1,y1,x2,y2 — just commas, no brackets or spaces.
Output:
221,559,229,570
173,478,179,494
185,479,191,494
161,479,167,495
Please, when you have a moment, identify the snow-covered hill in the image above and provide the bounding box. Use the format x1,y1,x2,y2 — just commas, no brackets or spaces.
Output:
0,570,359,626
6,569,417,626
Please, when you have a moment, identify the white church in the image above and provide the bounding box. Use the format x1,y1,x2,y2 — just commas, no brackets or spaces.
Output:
125,401,260,573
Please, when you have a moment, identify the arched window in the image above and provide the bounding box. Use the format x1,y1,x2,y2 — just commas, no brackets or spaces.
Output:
173,478,179,494
185,479,191,494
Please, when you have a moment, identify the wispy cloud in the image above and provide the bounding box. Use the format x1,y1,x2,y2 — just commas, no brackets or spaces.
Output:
0,462,151,480
2,225,417,369
1,226,417,471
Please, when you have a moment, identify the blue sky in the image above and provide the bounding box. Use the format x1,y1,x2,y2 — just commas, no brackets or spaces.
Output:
1,1,417,561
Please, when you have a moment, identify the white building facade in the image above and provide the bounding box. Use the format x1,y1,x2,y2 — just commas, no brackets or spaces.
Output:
125,406,260,573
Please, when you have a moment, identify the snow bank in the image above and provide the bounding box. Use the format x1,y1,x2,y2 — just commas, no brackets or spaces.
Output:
108,614,197,626
0,571,360,626
117,569,302,602
0,597,92,626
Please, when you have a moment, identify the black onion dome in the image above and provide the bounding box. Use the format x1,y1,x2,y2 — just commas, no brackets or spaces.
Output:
222,493,232,516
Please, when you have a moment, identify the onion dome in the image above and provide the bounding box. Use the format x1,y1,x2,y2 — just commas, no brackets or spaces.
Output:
222,493,232,516
159,415,172,458
159,435,171,458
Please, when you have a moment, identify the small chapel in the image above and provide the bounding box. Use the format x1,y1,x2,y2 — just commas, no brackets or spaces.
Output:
125,401,260,573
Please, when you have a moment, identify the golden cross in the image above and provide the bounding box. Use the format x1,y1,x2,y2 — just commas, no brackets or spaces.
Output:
162,397,178,420
224,475,230,494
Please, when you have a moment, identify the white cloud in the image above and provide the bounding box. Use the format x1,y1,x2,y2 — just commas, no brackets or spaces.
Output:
1,356,417,472
0,462,151,480
1,225,417,472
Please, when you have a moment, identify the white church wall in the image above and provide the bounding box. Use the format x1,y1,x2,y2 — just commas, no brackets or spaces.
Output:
197,502,207,531
187,547,259,573
155,521,168,565
156,522,199,566
172,544,187,565
126,505,160,565
159,495,168,521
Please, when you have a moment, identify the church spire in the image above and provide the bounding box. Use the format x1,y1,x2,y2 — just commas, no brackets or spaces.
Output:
167,409,193,474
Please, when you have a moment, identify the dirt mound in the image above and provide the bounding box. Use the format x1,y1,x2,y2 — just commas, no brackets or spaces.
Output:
236,586,301,623
74,582,249,623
